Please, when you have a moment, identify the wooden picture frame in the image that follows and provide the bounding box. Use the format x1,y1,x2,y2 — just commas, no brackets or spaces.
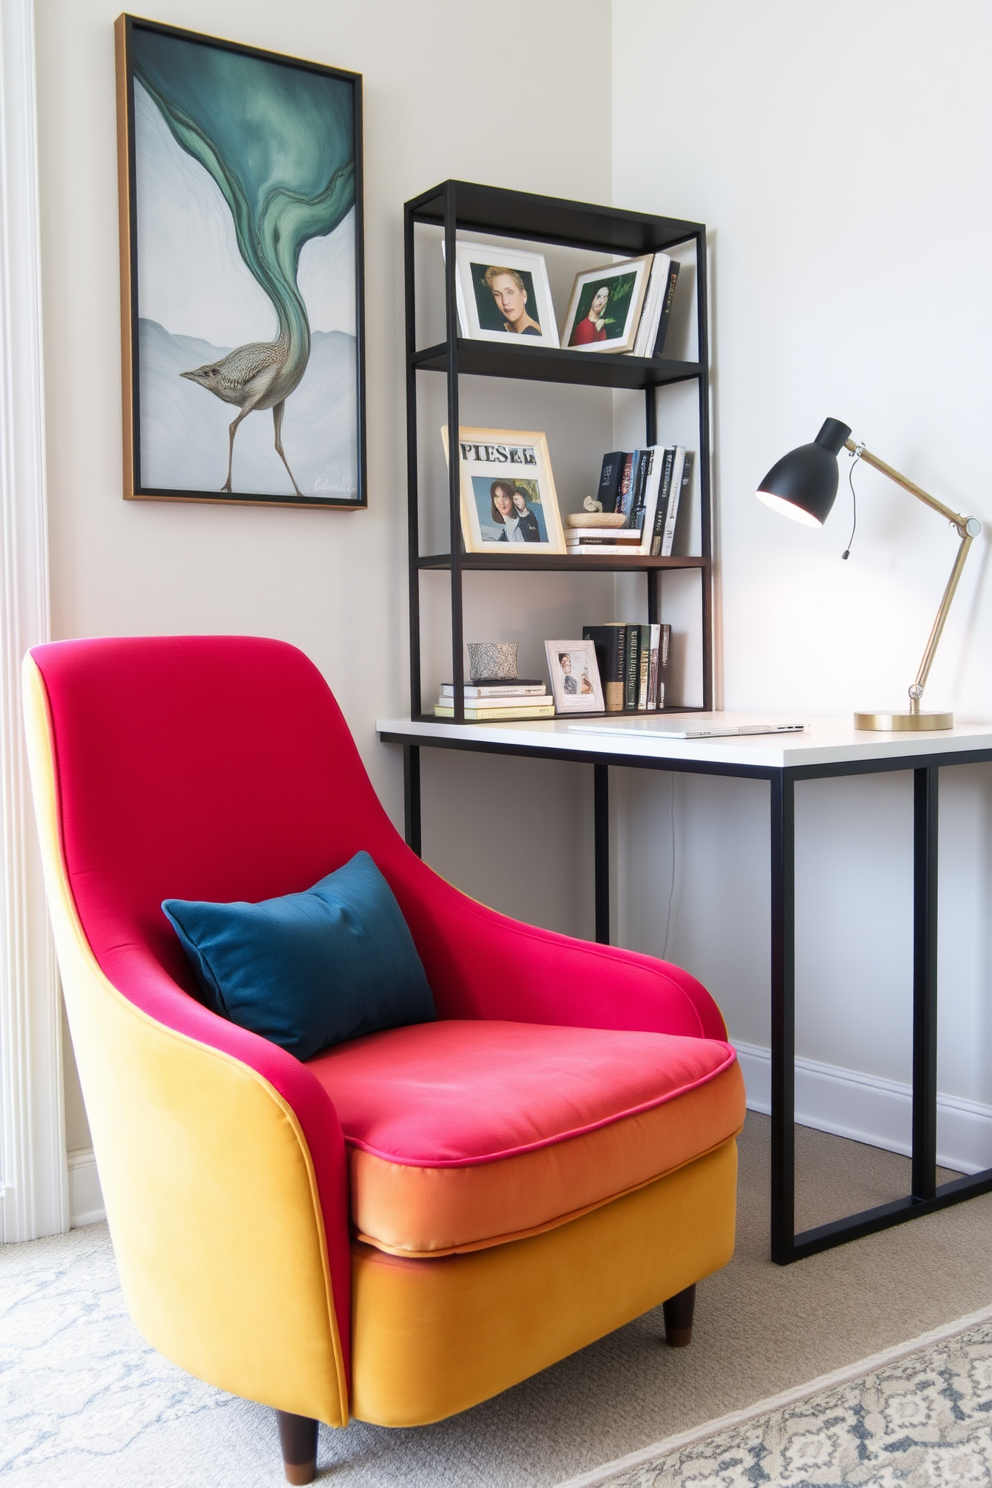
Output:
441,426,566,555
560,255,652,354
115,14,366,507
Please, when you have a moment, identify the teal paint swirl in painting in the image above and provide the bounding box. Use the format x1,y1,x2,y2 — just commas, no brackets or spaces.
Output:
132,28,355,495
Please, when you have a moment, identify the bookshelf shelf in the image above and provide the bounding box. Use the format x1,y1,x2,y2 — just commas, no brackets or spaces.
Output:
410,341,702,391
416,553,709,573
404,180,712,724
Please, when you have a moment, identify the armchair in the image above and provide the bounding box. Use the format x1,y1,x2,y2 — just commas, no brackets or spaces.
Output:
23,636,744,1484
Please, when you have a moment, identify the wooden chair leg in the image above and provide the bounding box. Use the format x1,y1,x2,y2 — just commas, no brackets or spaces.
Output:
662,1283,696,1347
276,1411,319,1485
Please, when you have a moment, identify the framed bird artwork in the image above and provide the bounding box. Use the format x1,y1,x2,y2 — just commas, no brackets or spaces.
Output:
115,16,366,508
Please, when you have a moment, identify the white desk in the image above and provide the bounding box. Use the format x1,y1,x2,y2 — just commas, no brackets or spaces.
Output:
377,712,992,1262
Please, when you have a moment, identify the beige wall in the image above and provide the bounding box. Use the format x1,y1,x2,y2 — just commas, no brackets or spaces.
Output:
35,0,613,1151
612,0,992,1111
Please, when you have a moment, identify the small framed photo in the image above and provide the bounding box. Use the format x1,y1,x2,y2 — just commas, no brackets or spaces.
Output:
452,243,559,348
561,256,652,354
545,640,605,714
442,426,566,554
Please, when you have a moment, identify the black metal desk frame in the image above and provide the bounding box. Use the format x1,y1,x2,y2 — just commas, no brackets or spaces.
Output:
386,728,992,1265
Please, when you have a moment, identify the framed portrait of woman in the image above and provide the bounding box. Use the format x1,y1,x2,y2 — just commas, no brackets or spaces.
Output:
441,426,566,555
450,243,559,349
560,256,652,354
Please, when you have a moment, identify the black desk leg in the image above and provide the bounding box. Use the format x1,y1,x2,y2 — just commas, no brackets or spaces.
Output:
912,765,939,1200
404,745,422,857
770,771,797,1265
594,762,610,944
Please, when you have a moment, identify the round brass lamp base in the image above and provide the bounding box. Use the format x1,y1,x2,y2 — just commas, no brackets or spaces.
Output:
854,709,954,732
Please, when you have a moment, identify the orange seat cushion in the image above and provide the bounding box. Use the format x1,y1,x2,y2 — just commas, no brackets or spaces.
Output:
307,1020,744,1256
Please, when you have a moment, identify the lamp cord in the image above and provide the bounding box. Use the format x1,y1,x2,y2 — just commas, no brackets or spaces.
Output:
841,446,863,560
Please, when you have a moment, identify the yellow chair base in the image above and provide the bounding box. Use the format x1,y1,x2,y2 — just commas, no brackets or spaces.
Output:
351,1136,737,1426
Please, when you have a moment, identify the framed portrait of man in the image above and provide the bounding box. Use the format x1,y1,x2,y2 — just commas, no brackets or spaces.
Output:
450,243,559,348
561,256,652,354
441,426,566,555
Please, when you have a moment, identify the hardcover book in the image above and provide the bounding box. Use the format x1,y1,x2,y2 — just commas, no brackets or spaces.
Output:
582,623,626,711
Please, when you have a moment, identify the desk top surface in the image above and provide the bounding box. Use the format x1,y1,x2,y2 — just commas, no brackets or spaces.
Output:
376,712,992,770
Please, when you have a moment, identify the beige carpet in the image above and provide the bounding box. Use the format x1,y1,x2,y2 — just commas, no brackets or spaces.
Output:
3,1114,992,1486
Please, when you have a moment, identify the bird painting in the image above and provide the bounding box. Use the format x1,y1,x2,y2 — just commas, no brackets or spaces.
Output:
130,25,356,500
181,321,309,496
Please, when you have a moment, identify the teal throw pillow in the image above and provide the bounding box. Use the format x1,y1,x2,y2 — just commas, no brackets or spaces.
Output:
162,851,435,1060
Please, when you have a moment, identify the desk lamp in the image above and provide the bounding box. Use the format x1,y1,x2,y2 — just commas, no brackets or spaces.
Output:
757,418,982,731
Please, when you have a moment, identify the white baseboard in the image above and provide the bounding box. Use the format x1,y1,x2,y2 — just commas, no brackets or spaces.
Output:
734,1041,992,1176
67,1147,104,1227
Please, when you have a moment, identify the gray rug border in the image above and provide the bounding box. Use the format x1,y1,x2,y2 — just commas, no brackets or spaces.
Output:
551,1299,992,1488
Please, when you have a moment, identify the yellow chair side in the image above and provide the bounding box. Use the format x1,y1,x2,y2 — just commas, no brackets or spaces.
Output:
21,656,349,1426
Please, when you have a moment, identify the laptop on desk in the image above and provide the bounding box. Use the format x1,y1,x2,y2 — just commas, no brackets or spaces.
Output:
567,715,807,741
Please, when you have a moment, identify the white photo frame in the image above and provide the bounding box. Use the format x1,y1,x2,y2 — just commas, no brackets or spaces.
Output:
441,426,566,555
560,255,652,354
451,243,559,348
545,639,605,714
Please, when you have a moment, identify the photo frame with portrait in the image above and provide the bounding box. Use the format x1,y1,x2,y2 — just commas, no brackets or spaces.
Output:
441,426,566,555
560,256,652,354
451,243,559,348
545,639,605,714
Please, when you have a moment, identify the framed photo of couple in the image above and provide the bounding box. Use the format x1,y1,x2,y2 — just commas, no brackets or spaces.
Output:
545,640,605,714
441,426,566,555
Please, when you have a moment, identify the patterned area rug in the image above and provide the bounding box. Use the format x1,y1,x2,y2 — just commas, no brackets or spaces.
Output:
556,1311,992,1487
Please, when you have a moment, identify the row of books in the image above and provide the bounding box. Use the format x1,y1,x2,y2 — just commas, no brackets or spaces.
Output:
631,255,680,359
434,679,555,721
583,623,671,713
573,447,693,557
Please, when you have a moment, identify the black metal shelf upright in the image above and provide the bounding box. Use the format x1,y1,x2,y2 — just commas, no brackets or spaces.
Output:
404,179,712,726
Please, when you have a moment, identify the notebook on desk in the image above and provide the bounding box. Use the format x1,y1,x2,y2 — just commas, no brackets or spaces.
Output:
568,717,807,741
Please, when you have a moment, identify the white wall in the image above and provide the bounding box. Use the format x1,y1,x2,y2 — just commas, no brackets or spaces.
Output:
613,0,992,1125
34,0,613,1156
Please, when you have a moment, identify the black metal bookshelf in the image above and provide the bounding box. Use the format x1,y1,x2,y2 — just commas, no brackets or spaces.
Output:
404,179,712,725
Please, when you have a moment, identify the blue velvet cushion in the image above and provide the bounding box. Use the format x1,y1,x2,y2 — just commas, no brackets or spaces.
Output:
162,851,436,1060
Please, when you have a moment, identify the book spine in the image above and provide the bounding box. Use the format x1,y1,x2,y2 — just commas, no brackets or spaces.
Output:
659,623,671,709
646,622,661,710
597,451,626,512
567,543,646,554
653,262,681,357
660,449,690,557
583,625,625,712
440,683,546,697
649,449,676,556
434,704,556,719
637,624,651,709
624,450,648,530
615,453,634,516
624,624,639,711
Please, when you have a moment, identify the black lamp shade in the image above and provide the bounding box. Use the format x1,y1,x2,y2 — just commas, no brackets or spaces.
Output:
756,418,852,528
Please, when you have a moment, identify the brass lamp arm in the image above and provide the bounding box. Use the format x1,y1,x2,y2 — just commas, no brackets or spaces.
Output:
843,436,982,713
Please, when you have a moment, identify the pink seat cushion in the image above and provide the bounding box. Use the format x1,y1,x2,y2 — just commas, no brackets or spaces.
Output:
308,1019,744,1255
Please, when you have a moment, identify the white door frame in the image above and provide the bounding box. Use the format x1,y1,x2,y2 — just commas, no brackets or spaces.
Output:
0,0,67,1242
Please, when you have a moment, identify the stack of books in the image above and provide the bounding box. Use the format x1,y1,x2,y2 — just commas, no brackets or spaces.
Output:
565,526,644,557
591,447,693,556
582,623,671,713
434,679,555,721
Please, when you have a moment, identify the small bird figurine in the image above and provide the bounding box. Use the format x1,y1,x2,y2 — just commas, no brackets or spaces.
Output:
182,325,306,497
